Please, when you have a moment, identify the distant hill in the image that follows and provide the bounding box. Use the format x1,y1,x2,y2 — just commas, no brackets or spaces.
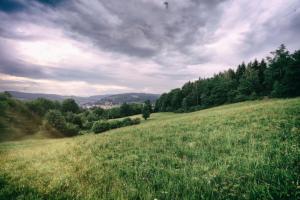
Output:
6,91,160,107
93,93,160,107
7,91,108,105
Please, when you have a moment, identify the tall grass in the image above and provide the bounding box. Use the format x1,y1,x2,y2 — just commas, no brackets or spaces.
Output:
0,98,299,199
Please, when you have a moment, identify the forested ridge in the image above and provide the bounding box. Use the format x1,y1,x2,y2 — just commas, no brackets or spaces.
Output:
155,45,300,112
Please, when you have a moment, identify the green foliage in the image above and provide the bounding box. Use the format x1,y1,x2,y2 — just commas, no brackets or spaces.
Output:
156,45,300,112
26,98,61,116
0,94,8,131
45,110,66,131
45,110,79,136
0,94,60,142
82,121,93,130
0,101,7,117
120,102,131,116
92,117,142,133
237,68,260,97
86,111,99,122
63,123,80,137
107,107,121,119
142,107,150,120
61,99,79,113
92,107,105,117
92,121,110,133
97,103,143,120
142,100,152,120
131,117,141,125
122,117,132,126
65,112,83,128
109,120,123,129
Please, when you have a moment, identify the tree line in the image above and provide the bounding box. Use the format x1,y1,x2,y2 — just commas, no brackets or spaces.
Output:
155,45,300,112
10,96,152,136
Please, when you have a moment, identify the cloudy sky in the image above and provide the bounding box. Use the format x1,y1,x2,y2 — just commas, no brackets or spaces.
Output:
0,0,299,96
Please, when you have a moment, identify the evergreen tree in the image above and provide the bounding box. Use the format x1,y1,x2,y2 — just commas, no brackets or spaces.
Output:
142,100,152,120
237,68,260,99
283,50,300,97
258,59,267,95
265,44,291,97
236,62,246,82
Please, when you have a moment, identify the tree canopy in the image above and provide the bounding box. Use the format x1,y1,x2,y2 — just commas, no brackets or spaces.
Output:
155,45,300,112
62,99,80,113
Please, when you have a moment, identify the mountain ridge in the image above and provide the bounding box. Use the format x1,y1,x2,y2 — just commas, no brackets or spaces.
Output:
5,91,160,106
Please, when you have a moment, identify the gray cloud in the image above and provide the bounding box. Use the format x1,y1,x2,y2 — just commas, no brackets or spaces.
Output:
0,0,299,95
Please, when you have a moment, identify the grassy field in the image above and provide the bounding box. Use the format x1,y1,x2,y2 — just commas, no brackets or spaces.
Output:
0,98,299,199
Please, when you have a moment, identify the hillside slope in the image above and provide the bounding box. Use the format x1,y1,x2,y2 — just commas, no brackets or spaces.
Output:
0,97,63,142
0,98,299,199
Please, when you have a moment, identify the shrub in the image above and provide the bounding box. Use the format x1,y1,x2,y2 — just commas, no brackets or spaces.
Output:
91,117,142,134
109,120,123,129
131,118,141,125
92,121,110,133
142,104,151,120
45,110,66,131
92,107,105,117
65,112,83,128
82,121,93,130
122,117,132,126
45,110,79,136
86,112,98,122
63,123,80,137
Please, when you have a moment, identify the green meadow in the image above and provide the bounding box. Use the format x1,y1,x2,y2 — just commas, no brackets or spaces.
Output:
0,98,299,199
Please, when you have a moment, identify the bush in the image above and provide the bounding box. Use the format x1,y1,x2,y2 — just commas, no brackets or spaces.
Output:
109,120,123,129
82,121,93,130
92,117,142,134
63,123,80,137
92,121,110,133
45,110,66,131
65,112,83,128
86,112,98,122
142,106,150,120
45,110,79,137
131,118,141,125
122,117,132,126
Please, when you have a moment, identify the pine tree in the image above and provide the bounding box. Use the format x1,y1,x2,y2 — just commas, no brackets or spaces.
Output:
142,100,152,120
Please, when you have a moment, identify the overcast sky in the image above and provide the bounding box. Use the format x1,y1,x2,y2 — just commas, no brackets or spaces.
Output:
0,0,299,96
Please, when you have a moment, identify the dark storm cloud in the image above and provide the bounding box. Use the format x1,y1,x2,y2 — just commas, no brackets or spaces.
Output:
0,0,66,13
35,0,68,6
1,0,227,59
0,0,25,13
0,0,300,95
51,0,228,59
